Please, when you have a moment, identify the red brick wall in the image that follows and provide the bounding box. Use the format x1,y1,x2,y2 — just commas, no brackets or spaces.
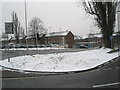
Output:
45,36,63,44
65,31,74,48
45,31,74,48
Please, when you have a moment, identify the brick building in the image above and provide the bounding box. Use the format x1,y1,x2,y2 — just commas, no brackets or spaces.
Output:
26,34,46,44
45,31,74,48
74,33,103,48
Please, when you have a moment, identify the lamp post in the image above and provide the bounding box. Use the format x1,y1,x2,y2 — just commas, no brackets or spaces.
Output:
25,0,28,50
117,1,120,51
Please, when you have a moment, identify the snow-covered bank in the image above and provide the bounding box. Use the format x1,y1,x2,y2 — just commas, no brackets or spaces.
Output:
0,47,65,50
0,48,118,72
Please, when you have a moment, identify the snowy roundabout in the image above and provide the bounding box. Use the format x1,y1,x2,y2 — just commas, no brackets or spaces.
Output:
0,48,118,72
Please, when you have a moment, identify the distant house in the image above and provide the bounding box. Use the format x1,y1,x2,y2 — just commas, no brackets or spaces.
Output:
0,36,14,45
0,34,46,45
74,33,103,48
45,31,74,48
27,34,46,44
74,32,119,48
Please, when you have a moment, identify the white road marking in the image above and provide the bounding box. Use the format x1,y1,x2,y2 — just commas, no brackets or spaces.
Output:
93,82,120,88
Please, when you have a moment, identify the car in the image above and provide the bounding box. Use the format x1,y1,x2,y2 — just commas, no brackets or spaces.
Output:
46,44,54,47
37,44,45,48
2,44,11,49
15,44,22,48
2,45,7,49
21,44,28,48
28,44,36,48
9,43,15,48
41,44,45,47
79,45,88,48
0,44,6,49
34,44,45,48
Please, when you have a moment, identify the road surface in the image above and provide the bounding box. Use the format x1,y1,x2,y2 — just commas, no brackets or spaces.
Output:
1,56,120,88
1,48,91,60
0,48,119,88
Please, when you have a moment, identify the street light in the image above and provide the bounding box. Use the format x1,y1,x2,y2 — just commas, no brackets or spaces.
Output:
117,1,120,51
25,0,28,50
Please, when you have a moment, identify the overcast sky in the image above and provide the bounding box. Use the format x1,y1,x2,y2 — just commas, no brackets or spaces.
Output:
1,0,100,38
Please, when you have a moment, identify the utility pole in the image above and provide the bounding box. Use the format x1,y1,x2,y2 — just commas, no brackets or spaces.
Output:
7,34,10,62
35,28,38,49
25,0,28,50
49,26,51,33
116,1,120,62
59,28,62,45
117,1,120,51
5,22,13,62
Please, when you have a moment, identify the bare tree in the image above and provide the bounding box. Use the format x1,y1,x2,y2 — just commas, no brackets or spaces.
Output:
28,17,47,44
82,0,117,48
12,11,20,44
20,26,25,38
20,26,25,44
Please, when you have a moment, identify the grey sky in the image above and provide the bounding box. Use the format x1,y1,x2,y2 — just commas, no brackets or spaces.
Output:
1,0,99,37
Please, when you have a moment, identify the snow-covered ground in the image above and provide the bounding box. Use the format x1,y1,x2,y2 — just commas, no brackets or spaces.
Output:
0,47,65,50
0,48,118,72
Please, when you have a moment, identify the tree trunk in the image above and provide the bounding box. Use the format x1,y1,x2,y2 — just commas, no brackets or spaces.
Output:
103,35,111,48
16,36,19,44
102,28,112,48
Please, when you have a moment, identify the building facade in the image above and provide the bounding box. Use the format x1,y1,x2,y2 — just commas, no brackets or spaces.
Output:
45,31,74,48
74,33,103,48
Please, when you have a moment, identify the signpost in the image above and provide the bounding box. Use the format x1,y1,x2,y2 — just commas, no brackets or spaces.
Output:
5,22,13,62
5,22,13,34
109,36,113,48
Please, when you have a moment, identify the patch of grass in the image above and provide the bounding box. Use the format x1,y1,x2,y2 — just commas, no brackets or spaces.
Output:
108,48,119,53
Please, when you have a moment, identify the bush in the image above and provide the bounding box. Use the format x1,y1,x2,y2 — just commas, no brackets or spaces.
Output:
108,49,119,53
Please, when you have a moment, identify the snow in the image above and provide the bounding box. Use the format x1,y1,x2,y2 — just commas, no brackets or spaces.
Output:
82,35,89,39
0,48,118,72
94,34,102,38
81,34,102,39
0,47,65,50
74,35,82,40
45,31,69,37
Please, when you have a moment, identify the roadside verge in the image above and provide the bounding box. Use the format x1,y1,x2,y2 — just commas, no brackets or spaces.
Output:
0,57,119,78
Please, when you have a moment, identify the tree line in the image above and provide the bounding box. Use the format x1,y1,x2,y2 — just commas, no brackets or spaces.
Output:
2,0,118,49
2,11,46,44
